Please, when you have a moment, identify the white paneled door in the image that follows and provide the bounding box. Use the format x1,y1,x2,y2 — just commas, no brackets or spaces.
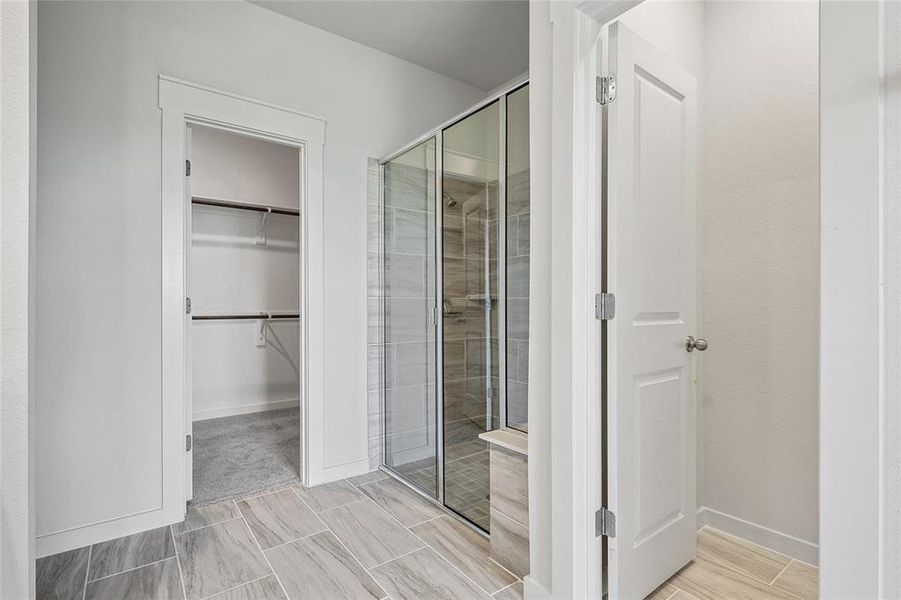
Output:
605,22,699,600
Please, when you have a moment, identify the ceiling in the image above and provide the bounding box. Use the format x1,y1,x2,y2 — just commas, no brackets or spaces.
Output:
250,1,529,91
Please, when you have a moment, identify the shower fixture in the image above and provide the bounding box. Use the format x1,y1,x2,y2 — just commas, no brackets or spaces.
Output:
443,191,458,208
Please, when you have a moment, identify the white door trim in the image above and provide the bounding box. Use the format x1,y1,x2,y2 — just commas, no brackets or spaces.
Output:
819,3,886,597
159,76,327,523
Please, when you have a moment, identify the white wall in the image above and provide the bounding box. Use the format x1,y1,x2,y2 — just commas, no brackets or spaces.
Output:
701,0,819,552
35,0,482,554
525,1,554,597
883,3,901,596
820,0,884,596
190,127,301,420
0,1,35,596
191,126,300,210
617,0,705,79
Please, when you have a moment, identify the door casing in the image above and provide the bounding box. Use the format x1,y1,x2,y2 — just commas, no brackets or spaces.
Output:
160,76,326,525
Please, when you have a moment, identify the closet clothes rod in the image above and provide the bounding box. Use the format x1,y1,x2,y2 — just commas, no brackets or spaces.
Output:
191,196,300,217
192,313,300,321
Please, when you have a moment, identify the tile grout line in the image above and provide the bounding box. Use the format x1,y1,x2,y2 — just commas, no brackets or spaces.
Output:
170,525,189,600
490,580,519,597
407,513,447,528
485,554,521,585
702,526,798,568
769,559,794,586
366,545,425,571
199,574,271,600
81,544,92,600
348,477,502,597
236,507,292,600
402,489,517,586
234,485,294,504
173,500,242,536
682,538,812,600
696,534,794,589
693,554,795,594
701,527,818,599
288,486,391,599
259,525,328,553
403,514,500,597
692,553,763,586
667,584,698,600
174,515,244,537
85,554,178,585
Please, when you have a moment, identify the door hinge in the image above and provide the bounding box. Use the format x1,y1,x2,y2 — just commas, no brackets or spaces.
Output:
596,75,617,105
185,297,192,314
596,507,616,538
595,292,616,320
186,434,192,452
185,159,192,176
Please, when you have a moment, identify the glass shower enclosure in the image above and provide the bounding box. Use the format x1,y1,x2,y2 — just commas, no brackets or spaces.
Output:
380,81,529,532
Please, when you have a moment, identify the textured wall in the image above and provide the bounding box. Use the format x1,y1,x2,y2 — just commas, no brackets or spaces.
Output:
0,1,35,597
882,1,901,594
701,1,819,545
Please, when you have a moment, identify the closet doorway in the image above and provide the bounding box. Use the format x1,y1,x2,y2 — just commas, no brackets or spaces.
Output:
185,125,303,506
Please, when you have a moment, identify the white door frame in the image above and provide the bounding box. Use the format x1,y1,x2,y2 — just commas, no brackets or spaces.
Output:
531,1,892,598
159,76,326,520
819,2,886,597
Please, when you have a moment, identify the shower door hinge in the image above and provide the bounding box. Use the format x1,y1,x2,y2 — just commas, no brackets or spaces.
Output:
186,434,192,452
596,75,617,105
595,507,616,538
185,297,192,314
595,292,616,320
185,159,191,176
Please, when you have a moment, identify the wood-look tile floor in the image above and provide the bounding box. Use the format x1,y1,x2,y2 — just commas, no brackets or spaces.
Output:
36,470,818,600
648,527,819,600
36,470,523,600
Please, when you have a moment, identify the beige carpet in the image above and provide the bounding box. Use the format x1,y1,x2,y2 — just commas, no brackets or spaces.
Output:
192,407,301,506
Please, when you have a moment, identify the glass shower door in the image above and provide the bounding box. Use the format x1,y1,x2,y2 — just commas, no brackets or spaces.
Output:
382,138,439,497
442,101,500,529
505,85,530,432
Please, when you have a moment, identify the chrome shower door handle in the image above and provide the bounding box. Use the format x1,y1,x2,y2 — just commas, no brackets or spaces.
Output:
686,335,708,352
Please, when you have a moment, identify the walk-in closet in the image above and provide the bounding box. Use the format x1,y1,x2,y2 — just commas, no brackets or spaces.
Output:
187,125,302,505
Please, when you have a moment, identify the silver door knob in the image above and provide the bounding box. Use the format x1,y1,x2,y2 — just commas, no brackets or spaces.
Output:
686,336,708,352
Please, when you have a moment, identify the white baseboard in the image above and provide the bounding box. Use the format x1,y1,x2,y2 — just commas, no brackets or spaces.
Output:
307,456,371,487
36,503,182,559
697,506,819,566
193,398,298,421
523,575,553,600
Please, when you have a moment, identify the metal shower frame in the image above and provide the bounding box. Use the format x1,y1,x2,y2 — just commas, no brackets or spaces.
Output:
377,75,529,531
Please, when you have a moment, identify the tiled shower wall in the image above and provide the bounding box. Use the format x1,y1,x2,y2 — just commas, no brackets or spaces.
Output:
367,157,438,475
442,176,500,434
505,169,530,429
366,158,383,470
368,162,532,467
